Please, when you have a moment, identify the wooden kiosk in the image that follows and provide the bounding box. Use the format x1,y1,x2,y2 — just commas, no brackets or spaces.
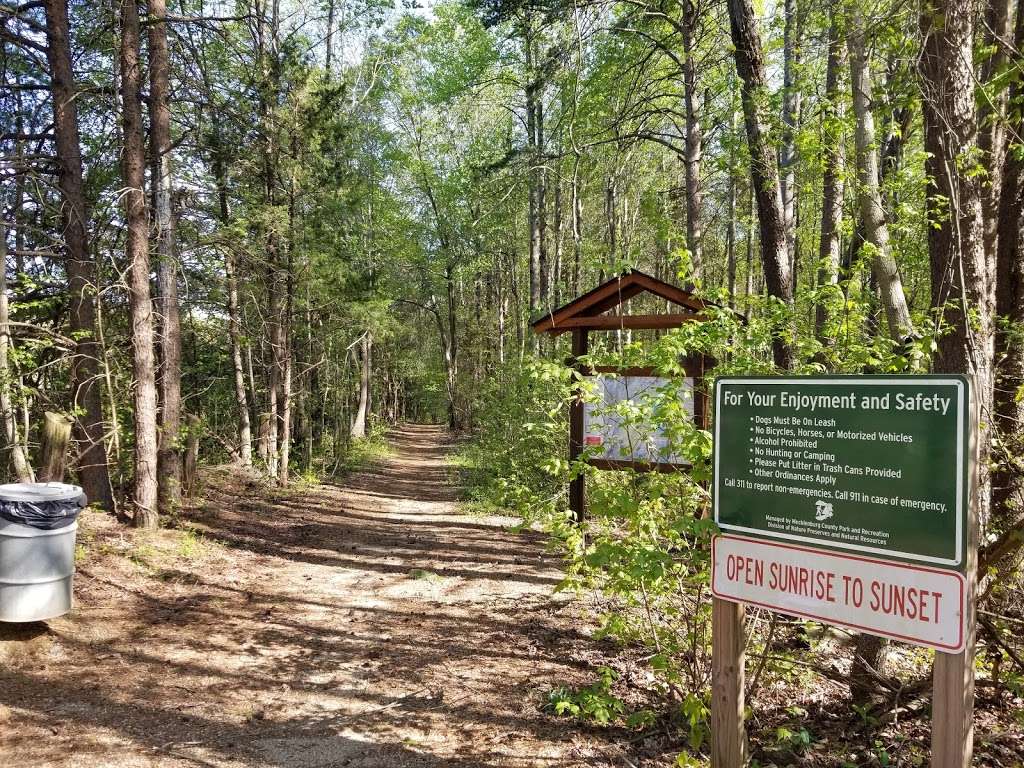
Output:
531,270,715,522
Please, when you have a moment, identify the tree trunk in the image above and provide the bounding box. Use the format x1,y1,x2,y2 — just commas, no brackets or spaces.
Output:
990,0,1024,541
257,413,271,465
726,0,793,368
149,0,183,515
850,633,889,706
524,30,545,318
921,1,990,760
120,0,159,529
978,0,1014,272
571,154,582,296
213,153,253,466
43,0,114,510
814,14,845,348
847,5,914,343
446,268,458,429
681,0,703,280
726,109,738,308
0,227,33,483
325,0,335,74
183,414,200,496
350,333,371,439
552,168,563,308
780,0,801,272
279,336,292,485
38,412,72,483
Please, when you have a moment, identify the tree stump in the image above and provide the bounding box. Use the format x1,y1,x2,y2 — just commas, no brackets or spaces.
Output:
38,411,73,483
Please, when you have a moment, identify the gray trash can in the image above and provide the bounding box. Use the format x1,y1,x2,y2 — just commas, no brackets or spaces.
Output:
0,482,86,622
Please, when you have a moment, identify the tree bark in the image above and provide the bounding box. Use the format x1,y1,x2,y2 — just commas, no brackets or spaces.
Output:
780,0,801,272
0,227,33,483
990,0,1024,541
120,0,159,529
212,150,253,466
350,332,371,439
524,30,547,317
814,14,845,348
183,414,200,496
726,109,737,308
43,0,114,509
149,0,183,514
921,5,990,762
38,412,72,483
726,0,793,368
681,0,703,280
847,4,914,343
847,5,913,342
978,0,1014,270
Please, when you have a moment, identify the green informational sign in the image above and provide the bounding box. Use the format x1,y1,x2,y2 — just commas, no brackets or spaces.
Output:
714,376,970,571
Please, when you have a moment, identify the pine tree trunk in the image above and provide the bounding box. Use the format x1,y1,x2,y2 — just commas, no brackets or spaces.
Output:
120,0,159,529
847,5,914,343
43,0,114,509
149,0,182,514
726,0,793,368
214,155,253,466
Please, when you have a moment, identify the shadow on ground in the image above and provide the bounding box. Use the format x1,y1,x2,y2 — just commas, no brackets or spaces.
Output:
0,424,623,768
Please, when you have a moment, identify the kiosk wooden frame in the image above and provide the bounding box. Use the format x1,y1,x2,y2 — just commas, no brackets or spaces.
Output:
531,270,715,522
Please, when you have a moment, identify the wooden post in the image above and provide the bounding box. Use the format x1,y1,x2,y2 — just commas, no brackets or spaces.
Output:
568,328,588,523
712,596,747,767
931,379,978,768
38,411,72,483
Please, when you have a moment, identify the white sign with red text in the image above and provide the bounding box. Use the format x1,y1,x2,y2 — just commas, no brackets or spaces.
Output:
712,534,967,653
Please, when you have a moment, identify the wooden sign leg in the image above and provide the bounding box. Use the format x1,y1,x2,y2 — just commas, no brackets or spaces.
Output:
568,329,588,524
712,596,747,767
932,375,979,768
932,642,975,768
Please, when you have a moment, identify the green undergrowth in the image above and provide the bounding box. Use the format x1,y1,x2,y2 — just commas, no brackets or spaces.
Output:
459,293,956,764
336,428,393,475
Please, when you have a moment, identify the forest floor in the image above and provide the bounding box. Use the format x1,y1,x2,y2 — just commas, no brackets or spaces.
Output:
0,425,636,767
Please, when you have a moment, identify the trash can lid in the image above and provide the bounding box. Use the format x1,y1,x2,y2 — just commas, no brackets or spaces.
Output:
0,482,84,503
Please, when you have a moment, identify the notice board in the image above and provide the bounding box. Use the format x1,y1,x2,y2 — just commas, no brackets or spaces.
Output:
582,372,695,468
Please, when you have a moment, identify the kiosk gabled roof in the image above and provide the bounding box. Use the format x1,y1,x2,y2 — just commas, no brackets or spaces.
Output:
530,270,709,335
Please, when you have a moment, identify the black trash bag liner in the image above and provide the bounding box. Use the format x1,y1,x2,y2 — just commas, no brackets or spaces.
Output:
0,495,86,530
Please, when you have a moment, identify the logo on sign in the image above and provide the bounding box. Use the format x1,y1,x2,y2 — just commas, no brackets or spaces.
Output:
815,499,834,522
584,435,603,446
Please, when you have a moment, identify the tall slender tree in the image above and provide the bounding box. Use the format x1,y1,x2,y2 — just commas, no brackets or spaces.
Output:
726,0,793,368
120,0,159,527
43,0,114,509
847,1,914,343
149,0,183,513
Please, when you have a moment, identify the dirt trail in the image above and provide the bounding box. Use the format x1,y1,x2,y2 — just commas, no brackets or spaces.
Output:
0,425,626,767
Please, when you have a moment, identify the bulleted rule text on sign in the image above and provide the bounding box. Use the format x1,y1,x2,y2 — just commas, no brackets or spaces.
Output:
713,376,969,570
